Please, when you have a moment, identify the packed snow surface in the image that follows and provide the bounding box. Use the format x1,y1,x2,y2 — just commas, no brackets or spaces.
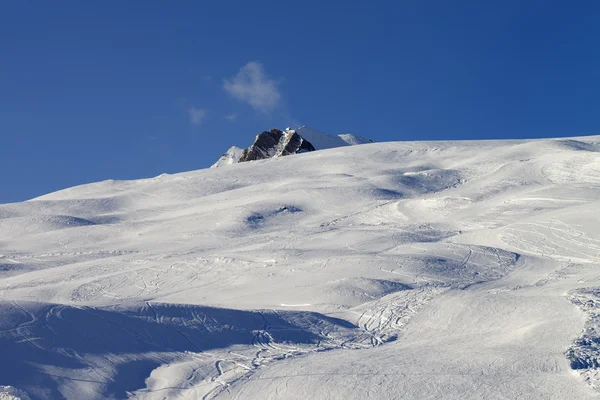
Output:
2,136,600,399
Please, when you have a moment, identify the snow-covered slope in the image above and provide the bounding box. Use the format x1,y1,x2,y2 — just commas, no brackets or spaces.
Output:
2,136,600,399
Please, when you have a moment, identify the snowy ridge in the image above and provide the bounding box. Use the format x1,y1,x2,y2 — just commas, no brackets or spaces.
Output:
1,135,600,399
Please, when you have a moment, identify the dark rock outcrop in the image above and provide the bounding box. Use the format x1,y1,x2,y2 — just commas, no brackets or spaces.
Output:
238,129,315,163
211,126,373,168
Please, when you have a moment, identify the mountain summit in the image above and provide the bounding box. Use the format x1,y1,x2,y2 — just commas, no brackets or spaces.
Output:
238,128,315,162
211,126,373,168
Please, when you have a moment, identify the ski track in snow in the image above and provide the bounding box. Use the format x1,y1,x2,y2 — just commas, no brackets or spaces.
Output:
1,137,600,399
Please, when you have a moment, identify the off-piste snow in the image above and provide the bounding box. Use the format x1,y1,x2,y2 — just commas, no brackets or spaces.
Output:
2,133,600,399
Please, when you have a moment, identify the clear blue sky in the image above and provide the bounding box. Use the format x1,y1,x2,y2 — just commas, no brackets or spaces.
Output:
1,1,599,203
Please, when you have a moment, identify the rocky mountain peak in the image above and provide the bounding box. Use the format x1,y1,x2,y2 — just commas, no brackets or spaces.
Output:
238,128,315,162
211,126,372,168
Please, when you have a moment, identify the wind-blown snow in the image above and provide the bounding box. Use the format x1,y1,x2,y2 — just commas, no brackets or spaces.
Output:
1,136,600,399
211,146,243,168
295,126,372,149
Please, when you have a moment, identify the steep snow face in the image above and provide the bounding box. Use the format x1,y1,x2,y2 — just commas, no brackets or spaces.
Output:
210,146,243,168
2,135,600,399
211,126,373,167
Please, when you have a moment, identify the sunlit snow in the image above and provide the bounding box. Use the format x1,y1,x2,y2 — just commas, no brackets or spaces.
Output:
1,136,600,399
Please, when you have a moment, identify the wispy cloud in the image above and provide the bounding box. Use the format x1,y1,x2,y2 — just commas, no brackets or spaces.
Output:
223,61,281,113
188,106,206,126
225,113,237,121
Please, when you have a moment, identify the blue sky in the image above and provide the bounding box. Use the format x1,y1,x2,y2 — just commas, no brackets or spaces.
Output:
1,1,599,203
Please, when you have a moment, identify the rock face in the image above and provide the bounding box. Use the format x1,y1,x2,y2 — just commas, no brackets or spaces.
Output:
277,129,316,156
238,128,315,162
211,126,373,167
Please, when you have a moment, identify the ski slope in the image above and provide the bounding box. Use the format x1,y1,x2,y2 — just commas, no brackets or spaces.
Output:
1,136,600,399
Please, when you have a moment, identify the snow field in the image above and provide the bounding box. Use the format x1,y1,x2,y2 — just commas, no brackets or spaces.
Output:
1,136,600,398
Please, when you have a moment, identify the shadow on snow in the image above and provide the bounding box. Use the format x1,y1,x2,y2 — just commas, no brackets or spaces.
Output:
0,301,355,399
